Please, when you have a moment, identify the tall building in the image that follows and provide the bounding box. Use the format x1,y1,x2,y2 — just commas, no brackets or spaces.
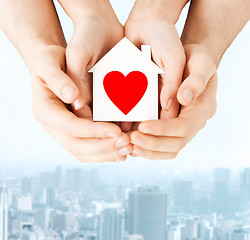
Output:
173,181,193,208
213,168,231,213
64,168,83,192
240,168,250,208
97,207,124,240
21,177,33,196
231,229,250,240
40,173,52,192
185,219,198,240
167,226,181,240
45,187,57,207
0,186,8,240
54,167,62,193
127,187,167,240
35,208,50,231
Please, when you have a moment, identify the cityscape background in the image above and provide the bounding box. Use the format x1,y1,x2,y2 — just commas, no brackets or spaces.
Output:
1,166,250,240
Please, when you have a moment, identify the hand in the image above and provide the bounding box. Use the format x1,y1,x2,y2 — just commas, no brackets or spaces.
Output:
130,44,217,159
124,0,186,131
31,45,132,162
65,2,124,113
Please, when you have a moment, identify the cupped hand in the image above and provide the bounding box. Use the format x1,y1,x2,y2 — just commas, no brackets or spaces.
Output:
124,2,186,132
65,4,124,113
31,45,132,162
130,44,217,159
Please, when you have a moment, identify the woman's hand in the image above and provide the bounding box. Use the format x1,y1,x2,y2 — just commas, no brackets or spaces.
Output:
130,44,217,159
123,0,187,132
58,0,124,112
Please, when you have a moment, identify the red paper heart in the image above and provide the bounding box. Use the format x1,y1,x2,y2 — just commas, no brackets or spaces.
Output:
103,71,148,115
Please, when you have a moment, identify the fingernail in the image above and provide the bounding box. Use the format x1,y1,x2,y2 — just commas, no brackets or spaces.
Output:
166,98,173,111
115,139,129,149
133,148,144,156
73,99,81,110
62,85,75,102
140,128,152,134
118,147,131,156
182,88,194,103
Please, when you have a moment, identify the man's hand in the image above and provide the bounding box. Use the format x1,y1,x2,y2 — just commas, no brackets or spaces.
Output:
130,44,217,159
31,45,132,162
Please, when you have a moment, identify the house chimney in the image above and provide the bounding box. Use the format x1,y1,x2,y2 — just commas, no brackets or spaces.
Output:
141,45,151,61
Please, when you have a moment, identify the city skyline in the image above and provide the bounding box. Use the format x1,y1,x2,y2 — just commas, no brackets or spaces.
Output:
1,166,250,240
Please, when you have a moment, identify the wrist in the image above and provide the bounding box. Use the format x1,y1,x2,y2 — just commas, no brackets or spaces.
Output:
59,0,117,26
130,0,188,24
25,44,65,74
182,34,225,68
183,43,219,69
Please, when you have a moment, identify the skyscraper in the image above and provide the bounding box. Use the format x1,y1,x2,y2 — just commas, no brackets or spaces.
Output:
240,168,250,208
127,187,167,240
54,166,62,193
231,229,250,240
0,185,8,240
97,207,124,240
21,177,33,196
45,187,57,207
173,181,193,209
185,219,198,240
213,168,231,213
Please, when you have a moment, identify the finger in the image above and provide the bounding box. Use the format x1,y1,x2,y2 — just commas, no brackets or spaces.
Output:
35,45,80,104
77,151,127,163
132,146,177,160
43,125,131,156
43,70,80,105
120,122,134,133
153,37,185,118
177,44,216,106
32,77,122,138
130,131,190,152
66,31,95,110
138,117,194,137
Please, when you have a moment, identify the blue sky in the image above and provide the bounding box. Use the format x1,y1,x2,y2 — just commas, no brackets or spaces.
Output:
0,1,249,172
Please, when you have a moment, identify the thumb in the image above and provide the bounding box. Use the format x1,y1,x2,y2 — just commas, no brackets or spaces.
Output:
157,51,186,119
34,45,80,105
177,45,217,106
66,34,93,111
43,69,80,105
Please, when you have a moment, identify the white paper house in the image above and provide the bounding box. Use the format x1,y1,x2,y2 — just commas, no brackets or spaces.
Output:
89,37,164,122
